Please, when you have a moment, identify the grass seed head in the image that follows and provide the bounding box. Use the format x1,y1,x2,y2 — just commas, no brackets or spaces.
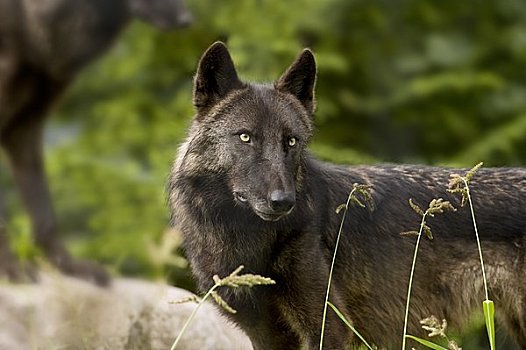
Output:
420,315,447,338
210,291,237,314
447,162,483,207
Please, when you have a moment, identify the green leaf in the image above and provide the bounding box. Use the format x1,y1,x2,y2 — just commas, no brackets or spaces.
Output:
404,335,449,350
483,300,496,350
328,302,373,350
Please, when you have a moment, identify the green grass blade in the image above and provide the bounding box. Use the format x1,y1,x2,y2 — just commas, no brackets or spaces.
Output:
404,335,449,350
483,299,496,350
328,301,373,350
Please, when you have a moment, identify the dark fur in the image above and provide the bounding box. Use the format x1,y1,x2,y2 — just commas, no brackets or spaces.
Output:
0,0,191,285
168,42,526,349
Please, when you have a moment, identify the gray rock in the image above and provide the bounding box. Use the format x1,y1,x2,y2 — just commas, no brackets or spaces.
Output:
0,273,252,350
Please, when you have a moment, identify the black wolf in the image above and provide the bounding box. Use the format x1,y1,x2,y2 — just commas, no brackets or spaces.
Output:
0,0,191,285
168,42,526,349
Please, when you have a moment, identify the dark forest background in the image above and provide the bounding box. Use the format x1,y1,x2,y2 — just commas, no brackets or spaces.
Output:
1,0,525,348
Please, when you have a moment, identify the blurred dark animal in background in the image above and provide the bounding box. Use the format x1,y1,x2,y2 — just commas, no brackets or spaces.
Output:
0,0,192,285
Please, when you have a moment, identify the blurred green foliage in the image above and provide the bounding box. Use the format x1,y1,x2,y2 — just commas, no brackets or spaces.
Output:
1,0,525,345
7,0,525,279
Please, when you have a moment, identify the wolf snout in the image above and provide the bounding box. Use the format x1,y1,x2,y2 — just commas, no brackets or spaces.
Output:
269,190,296,213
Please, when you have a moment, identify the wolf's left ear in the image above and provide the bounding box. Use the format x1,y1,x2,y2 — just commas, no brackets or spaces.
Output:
275,49,317,114
193,42,244,111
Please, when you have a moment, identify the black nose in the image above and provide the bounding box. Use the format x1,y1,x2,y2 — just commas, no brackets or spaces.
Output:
269,190,295,212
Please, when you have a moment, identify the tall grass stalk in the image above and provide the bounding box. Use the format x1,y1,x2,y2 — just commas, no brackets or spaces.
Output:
462,176,489,301
319,186,357,350
448,163,495,350
401,199,454,350
401,212,427,350
319,183,372,350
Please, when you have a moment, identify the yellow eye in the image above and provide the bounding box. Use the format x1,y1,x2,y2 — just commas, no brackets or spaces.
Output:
239,133,251,143
288,137,297,147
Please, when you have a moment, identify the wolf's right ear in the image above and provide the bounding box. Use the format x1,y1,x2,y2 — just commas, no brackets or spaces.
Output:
275,49,317,115
193,42,244,111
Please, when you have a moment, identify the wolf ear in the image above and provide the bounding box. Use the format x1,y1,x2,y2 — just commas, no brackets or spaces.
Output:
193,42,244,111
275,49,317,114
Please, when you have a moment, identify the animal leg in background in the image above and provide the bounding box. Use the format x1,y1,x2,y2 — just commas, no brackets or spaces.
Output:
0,81,109,285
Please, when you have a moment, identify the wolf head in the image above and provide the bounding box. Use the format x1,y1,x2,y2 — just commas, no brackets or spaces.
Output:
175,42,316,222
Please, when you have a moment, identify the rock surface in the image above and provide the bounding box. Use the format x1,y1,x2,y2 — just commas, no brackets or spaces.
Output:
0,273,252,349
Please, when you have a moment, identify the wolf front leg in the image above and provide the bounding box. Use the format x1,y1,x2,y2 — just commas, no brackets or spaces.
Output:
244,319,303,350
273,238,355,350
226,296,303,350
284,278,353,350
0,87,109,286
